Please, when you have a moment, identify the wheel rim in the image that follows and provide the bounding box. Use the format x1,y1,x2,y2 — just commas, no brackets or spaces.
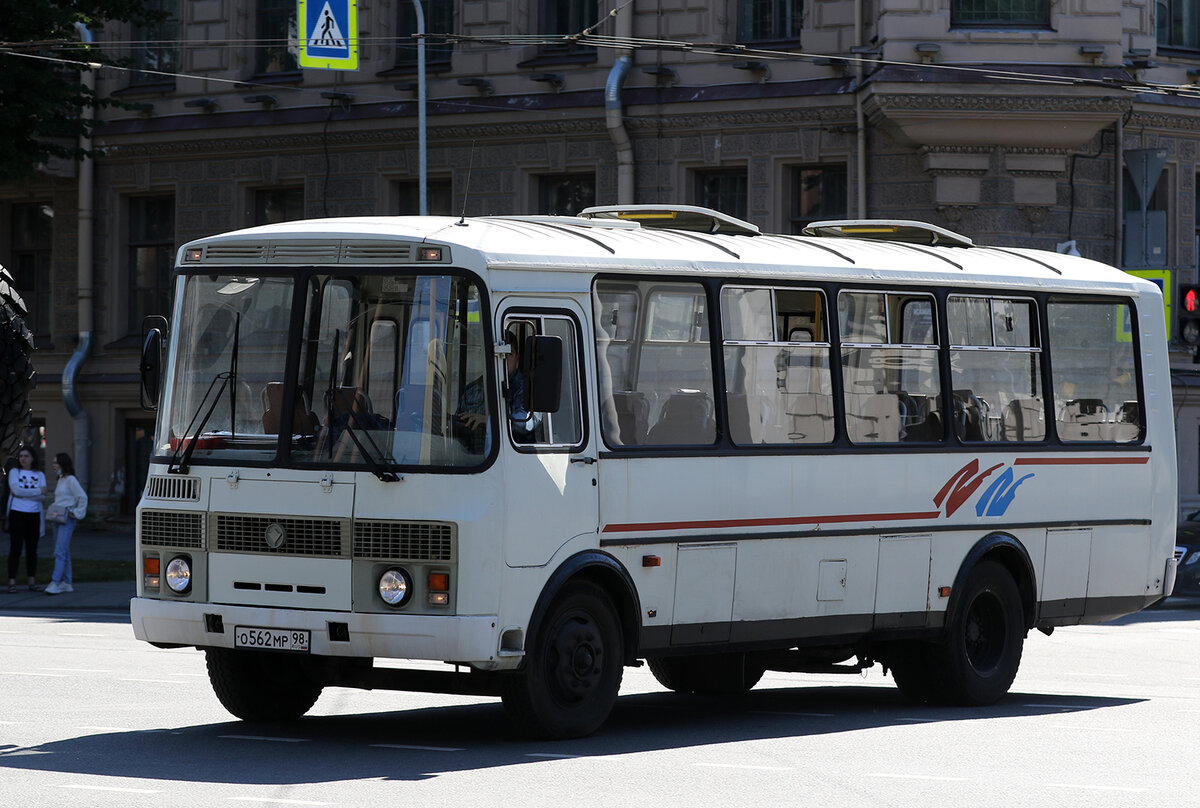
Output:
547,610,605,705
963,590,1006,674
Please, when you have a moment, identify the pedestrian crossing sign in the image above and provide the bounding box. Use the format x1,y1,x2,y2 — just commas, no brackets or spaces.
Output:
298,0,359,70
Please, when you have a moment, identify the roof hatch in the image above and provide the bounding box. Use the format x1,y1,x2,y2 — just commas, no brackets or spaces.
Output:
578,204,761,236
801,219,974,247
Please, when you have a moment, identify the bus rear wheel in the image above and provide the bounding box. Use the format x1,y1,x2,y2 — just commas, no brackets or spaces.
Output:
205,648,323,721
932,560,1025,705
646,653,764,694
502,580,623,739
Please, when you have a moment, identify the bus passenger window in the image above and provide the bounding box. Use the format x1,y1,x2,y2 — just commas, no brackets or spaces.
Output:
1047,300,1142,443
594,279,716,447
948,296,1044,443
838,291,942,444
721,285,833,445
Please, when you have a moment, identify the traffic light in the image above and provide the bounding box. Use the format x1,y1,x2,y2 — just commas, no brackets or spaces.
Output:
1180,284,1200,347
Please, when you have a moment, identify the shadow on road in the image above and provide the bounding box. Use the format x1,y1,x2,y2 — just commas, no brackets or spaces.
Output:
0,685,1143,785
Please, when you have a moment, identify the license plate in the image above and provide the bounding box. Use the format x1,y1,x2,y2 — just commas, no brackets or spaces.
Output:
233,626,310,653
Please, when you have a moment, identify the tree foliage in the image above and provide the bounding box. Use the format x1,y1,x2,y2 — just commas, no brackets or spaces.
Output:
0,0,159,184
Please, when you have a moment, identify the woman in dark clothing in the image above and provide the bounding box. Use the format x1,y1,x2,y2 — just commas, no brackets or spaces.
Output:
6,446,46,593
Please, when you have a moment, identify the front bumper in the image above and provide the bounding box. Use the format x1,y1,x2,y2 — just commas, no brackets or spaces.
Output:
130,597,508,669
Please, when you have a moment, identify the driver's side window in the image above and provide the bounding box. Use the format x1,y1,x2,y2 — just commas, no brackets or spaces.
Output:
502,313,584,449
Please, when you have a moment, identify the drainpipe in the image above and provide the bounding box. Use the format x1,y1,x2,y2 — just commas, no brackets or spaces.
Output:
605,7,635,205
64,21,94,490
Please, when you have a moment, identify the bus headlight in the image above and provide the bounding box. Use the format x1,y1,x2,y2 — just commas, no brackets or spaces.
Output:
379,568,413,607
165,556,192,594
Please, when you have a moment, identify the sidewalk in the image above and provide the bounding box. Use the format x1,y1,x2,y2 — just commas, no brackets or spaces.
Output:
2,522,136,613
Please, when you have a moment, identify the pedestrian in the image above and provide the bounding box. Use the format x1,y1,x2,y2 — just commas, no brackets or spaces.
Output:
44,453,87,595
6,446,46,593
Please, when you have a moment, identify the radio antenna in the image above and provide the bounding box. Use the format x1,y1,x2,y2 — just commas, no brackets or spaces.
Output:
458,140,476,225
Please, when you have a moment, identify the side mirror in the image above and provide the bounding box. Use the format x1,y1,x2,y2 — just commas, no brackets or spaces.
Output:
140,326,164,411
523,335,563,413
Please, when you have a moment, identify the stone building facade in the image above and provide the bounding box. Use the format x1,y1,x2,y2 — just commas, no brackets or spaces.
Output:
4,0,1200,515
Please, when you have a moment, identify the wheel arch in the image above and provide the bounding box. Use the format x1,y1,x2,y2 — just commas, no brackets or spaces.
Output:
947,532,1037,633
526,550,642,666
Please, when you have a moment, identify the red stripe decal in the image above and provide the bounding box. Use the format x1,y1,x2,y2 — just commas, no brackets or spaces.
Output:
602,511,942,534
1013,457,1149,466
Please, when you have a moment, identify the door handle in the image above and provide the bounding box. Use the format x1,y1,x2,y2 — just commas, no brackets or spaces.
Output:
569,456,597,465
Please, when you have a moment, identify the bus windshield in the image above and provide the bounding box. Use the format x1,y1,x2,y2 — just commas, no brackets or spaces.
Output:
155,271,493,470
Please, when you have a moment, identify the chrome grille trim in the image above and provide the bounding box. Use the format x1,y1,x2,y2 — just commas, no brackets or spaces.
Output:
353,520,455,561
144,475,200,501
140,510,205,549
214,514,347,556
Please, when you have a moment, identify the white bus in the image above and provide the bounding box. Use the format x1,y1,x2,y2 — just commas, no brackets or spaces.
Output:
131,205,1178,738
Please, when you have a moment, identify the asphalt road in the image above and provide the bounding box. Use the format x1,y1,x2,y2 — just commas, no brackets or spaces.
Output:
1,598,1197,807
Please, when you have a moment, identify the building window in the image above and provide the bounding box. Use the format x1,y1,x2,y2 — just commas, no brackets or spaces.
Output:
254,187,305,224
394,179,454,215
9,204,53,337
129,0,180,85
695,169,748,221
1159,0,1200,49
951,0,1050,27
537,0,596,58
127,196,175,336
738,0,802,42
255,0,299,75
789,165,847,233
396,0,454,69
538,174,595,216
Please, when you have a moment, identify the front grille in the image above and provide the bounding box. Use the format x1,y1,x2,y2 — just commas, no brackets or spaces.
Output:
202,244,266,262
144,476,200,501
354,520,455,561
214,514,346,556
341,243,414,263
140,510,205,549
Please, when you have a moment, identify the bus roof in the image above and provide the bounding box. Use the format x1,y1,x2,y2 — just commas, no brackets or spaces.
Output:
177,208,1154,298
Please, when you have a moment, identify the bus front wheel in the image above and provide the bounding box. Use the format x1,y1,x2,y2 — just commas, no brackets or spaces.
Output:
205,648,323,721
502,580,624,739
933,560,1025,705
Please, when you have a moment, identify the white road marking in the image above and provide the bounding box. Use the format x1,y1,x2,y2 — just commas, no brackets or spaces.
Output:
219,735,309,743
369,743,464,752
0,671,69,678
79,726,135,733
44,667,111,673
228,799,334,806
1044,783,1145,793
59,784,160,794
526,753,582,759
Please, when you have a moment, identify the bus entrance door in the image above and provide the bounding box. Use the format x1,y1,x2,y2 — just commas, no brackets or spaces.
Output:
498,302,599,567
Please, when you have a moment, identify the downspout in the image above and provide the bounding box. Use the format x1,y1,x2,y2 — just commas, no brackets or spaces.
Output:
64,21,94,490
854,0,867,217
605,6,635,205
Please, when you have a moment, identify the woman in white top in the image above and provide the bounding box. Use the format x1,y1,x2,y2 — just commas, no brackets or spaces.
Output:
6,446,46,593
45,453,87,595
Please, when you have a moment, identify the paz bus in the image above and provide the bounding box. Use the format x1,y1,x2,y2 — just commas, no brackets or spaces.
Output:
131,205,1177,738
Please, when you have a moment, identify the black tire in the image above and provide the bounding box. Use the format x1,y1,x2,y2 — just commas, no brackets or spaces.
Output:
931,560,1025,705
204,648,323,722
0,265,36,457
646,653,765,694
502,580,624,739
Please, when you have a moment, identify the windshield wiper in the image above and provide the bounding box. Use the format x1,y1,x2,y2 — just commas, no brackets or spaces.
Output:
169,313,241,474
